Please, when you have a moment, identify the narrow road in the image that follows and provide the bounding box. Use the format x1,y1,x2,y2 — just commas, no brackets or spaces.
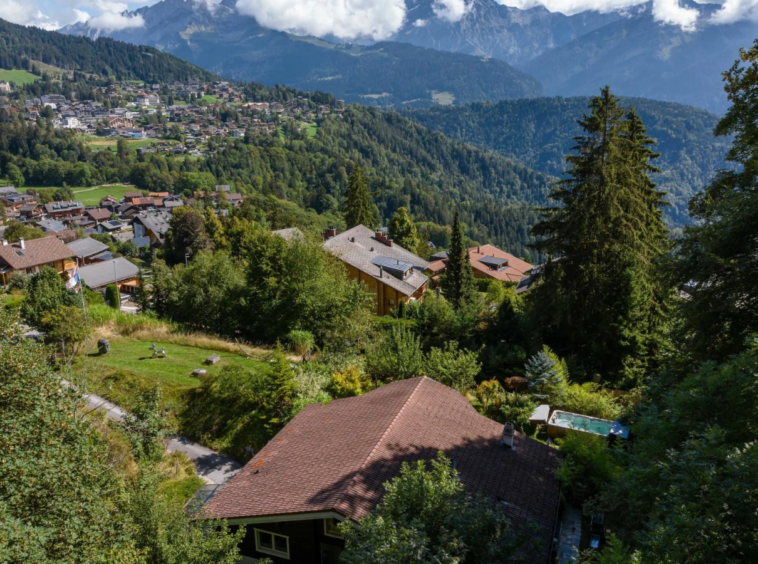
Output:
82,390,242,484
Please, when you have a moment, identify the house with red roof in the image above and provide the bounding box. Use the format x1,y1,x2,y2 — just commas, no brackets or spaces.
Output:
0,236,76,285
427,244,534,287
204,377,562,564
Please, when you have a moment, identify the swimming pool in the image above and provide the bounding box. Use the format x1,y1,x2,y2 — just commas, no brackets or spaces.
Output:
548,410,616,439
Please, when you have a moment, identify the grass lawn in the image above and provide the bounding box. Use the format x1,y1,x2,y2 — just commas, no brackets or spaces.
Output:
0,68,40,85
200,95,221,104
303,123,318,138
83,136,155,152
72,184,135,205
82,334,271,411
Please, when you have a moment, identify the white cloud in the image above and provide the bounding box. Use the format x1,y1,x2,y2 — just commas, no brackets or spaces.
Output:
413,18,429,26
710,0,758,23
87,11,145,30
73,9,92,23
652,0,699,29
496,0,703,29
234,0,407,40
433,0,471,21
0,1,59,29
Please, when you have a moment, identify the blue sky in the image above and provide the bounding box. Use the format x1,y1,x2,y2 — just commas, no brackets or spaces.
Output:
0,0,755,38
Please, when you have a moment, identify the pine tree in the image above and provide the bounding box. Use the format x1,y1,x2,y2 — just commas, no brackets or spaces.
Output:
344,165,375,228
388,206,419,251
441,211,476,311
532,87,669,384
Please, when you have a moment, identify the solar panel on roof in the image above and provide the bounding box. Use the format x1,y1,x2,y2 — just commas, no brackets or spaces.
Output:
371,256,414,280
478,256,509,269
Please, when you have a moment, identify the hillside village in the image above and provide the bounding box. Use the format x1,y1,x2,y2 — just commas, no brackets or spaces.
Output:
0,79,344,157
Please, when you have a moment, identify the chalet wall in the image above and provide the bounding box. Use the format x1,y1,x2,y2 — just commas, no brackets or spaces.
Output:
234,519,344,564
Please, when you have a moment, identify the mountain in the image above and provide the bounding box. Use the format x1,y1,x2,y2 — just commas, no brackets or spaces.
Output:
409,97,730,224
60,0,542,107
525,4,757,113
0,18,215,83
395,0,622,67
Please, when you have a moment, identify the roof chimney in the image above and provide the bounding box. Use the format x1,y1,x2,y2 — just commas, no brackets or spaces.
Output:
1,239,7,246
379,265,383,278
19,238,25,250
501,422,516,450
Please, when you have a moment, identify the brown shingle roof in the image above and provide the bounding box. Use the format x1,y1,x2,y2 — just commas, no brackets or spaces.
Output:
86,208,112,222
205,377,561,563
469,244,533,283
0,236,74,269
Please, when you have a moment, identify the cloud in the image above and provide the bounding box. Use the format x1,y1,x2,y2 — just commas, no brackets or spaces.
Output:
235,0,406,40
652,0,699,29
73,9,92,23
710,0,758,23
413,18,429,26
87,11,145,30
0,1,59,29
433,0,471,21
496,0,703,29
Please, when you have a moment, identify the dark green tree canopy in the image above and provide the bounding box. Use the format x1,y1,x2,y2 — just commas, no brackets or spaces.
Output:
441,210,477,311
344,165,376,229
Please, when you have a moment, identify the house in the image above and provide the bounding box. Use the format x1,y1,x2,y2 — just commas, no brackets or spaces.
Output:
204,377,562,564
427,244,534,286
86,208,112,224
44,201,84,220
19,203,44,220
99,195,120,211
123,191,143,203
323,225,429,316
36,218,68,233
66,237,111,265
1,192,36,210
132,210,171,246
0,236,76,285
98,220,125,234
77,257,140,293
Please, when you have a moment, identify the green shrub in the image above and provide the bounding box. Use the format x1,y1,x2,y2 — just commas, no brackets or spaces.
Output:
365,326,424,382
424,341,481,392
500,393,538,432
330,366,373,398
287,330,315,355
558,383,622,420
524,345,568,403
557,432,621,505
105,284,120,309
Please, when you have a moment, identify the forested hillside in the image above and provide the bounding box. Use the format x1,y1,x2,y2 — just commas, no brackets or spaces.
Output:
0,18,216,83
0,105,551,256
410,97,730,224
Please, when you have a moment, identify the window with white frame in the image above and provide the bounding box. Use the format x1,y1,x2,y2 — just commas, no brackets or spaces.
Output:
255,528,290,559
324,518,344,539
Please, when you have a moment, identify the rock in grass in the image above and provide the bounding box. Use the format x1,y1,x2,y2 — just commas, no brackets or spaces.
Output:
192,369,207,377
204,355,221,365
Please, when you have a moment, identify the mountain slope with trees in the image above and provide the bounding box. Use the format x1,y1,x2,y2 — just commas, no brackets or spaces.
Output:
0,18,216,83
60,0,543,107
410,96,730,225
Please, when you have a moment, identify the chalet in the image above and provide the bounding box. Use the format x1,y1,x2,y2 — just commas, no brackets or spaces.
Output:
1,192,36,211
123,191,143,203
204,377,562,564
99,195,120,211
86,208,113,224
98,220,125,234
37,219,67,233
66,237,111,265
427,244,534,286
323,225,429,316
44,201,84,220
19,203,44,220
133,210,170,246
77,256,140,293
0,236,76,285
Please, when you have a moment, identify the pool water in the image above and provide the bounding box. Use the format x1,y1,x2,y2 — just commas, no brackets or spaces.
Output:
550,412,613,436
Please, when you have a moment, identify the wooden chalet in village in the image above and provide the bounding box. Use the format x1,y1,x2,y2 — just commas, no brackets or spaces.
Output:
204,377,562,564
323,225,429,316
0,237,75,285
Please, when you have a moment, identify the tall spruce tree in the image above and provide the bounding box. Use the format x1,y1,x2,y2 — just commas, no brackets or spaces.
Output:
344,165,375,228
674,41,758,361
442,211,476,310
532,87,669,384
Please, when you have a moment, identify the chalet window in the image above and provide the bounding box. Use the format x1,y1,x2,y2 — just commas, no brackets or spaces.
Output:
255,529,290,559
324,518,344,539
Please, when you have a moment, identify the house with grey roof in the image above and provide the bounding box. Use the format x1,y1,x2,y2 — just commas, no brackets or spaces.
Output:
77,257,140,293
66,237,110,265
323,225,429,316
133,210,171,246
